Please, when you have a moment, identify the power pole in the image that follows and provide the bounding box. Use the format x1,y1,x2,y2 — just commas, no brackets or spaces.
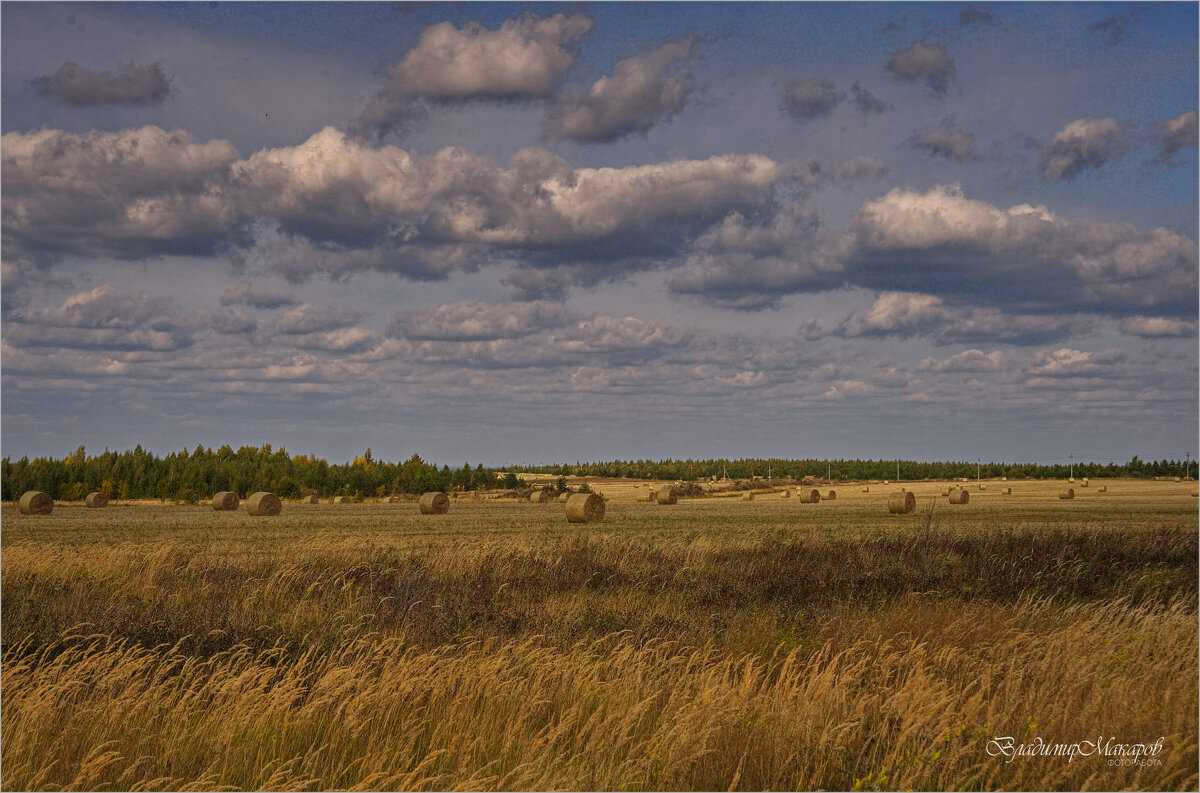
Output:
896,460,900,481
1186,452,1191,480
1070,454,1074,479
827,462,831,482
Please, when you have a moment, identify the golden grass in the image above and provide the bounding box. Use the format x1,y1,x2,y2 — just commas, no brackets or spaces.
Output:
2,480,1197,791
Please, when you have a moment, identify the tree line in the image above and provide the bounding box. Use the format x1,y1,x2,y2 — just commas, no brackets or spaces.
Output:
1,446,1190,503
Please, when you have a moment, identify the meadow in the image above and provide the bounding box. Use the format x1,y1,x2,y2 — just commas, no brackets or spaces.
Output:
2,479,1197,791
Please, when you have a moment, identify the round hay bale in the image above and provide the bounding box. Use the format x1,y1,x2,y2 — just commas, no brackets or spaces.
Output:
85,492,108,508
781,489,791,498
978,483,986,490
529,491,549,503
1098,486,1107,493
1191,488,1198,497
948,489,969,505
1002,487,1012,495
558,492,570,503
18,491,53,515
741,492,755,501
823,489,836,500
1001,477,1008,481
212,491,239,511
246,491,282,516
305,495,319,504
1068,477,1075,483
1174,476,1182,483
1059,488,1074,500
1080,479,1088,487
333,496,348,504
657,488,678,505
883,480,889,485
941,488,952,496
565,493,605,523
888,491,916,514
648,489,658,503
798,488,820,503
861,486,870,493
418,491,449,514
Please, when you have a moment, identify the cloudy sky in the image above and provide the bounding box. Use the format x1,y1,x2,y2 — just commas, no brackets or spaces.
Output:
2,2,1197,466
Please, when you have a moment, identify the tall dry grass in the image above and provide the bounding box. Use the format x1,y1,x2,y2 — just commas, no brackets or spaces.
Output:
2,597,1195,791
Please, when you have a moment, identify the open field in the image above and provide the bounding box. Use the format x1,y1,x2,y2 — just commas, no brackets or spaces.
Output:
2,479,1197,790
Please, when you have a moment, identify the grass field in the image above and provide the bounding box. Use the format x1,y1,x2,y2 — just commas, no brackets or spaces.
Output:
2,479,1197,790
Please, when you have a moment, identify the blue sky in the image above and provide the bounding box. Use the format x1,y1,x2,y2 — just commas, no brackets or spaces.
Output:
2,2,1196,466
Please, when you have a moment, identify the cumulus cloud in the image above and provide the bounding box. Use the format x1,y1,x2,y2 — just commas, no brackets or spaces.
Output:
667,206,843,310
1026,347,1124,377
1118,316,1197,338
356,13,592,138
847,291,1076,345
919,349,1006,372
274,304,364,335
1038,118,1128,180
842,184,1198,317
219,281,298,309
388,300,574,341
839,157,890,180
551,38,696,143
31,62,171,106
780,78,845,122
1148,110,1198,160
3,285,193,351
906,117,983,161
959,5,994,26
1,126,242,260
886,42,954,93
850,82,893,114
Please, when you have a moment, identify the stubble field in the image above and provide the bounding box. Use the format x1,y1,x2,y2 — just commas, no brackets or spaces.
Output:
2,479,1197,790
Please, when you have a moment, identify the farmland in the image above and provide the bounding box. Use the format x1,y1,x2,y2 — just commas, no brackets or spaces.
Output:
2,479,1197,790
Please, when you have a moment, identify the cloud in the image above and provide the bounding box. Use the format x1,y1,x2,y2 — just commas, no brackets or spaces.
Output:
842,184,1199,317
387,300,574,341
1,126,242,260
850,82,893,114
31,62,171,106
1148,110,1198,160
1089,6,1147,46
906,117,983,161
3,285,193,352
667,206,844,310
838,157,890,180
551,38,696,143
848,291,1076,345
780,78,845,122
1026,347,1124,377
886,42,954,93
919,349,1006,372
219,282,298,309
182,308,258,336
1118,316,1197,338
959,5,994,26
1038,118,1128,180
274,304,364,335
356,13,593,138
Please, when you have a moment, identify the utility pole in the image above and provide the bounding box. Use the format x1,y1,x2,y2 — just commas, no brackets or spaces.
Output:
1070,453,1074,480
827,462,831,482
896,460,900,481
977,458,981,481
1186,452,1191,480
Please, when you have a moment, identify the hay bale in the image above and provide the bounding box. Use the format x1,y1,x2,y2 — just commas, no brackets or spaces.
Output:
978,483,986,490
529,491,549,503
781,490,792,498
1174,476,1182,483
741,492,755,501
305,495,319,504
948,489,969,504
1001,477,1007,481
648,489,658,503
418,491,449,514
888,491,916,514
1059,488,1074,500
565,493,605,523
797,488,820,503
333,496,348,504
212,491,239,511
558,492,571,503
1002,487,1012,495
18,491,53,515
387,496,402,503
657,488,678,505
941,488,952,496
246,491,282,516
823,489,836,500
85,492,108,508
861,486,870,493
1068,477,1075,483
883,480,889,485
1080,479,1088,487
1191,488,1198,497
1098,486,1107,493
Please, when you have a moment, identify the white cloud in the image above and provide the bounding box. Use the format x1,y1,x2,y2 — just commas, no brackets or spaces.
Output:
1038,118,1128,180
1118,316,1197,338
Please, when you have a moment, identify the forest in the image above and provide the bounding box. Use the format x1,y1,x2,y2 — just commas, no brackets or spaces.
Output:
0,444,1189,502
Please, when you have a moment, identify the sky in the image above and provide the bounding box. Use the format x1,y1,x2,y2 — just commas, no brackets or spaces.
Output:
1,1,1197,467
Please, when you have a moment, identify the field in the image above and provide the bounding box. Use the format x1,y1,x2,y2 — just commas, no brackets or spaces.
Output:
2,478,1197,791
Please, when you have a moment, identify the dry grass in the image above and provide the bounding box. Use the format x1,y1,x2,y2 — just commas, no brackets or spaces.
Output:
2,482,1197,791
